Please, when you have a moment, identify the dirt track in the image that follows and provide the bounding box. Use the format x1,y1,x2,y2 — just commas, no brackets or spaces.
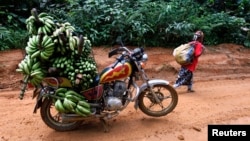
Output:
0,44,250,141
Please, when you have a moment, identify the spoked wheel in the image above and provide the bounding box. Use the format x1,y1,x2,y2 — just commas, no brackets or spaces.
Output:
40,98,82,131
138,84,178,117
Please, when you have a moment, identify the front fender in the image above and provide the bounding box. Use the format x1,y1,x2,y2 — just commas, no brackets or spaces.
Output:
33,87,55,113
134,79,170,110
33,89,44,113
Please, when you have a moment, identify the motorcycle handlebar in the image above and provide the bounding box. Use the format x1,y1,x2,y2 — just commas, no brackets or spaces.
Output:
108,47,131,58
109,46,140,68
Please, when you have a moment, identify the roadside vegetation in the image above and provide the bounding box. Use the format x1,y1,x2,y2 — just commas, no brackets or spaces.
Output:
1,0,250,50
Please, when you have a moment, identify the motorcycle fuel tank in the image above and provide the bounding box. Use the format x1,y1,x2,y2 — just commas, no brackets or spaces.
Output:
99,62,132,83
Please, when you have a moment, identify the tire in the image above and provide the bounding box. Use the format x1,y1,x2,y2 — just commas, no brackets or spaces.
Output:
40,98,82,131
138,84,178,117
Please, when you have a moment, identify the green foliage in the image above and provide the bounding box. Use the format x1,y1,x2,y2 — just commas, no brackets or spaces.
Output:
1,0,250,50
0,26,28,50
190,12,246,45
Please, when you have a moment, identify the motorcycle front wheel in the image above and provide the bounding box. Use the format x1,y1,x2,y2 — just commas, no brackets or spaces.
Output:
40,98,82,131
138,84,178,117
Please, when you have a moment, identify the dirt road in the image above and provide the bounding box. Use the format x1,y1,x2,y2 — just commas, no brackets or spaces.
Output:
0,44,250,141
0,78,250,141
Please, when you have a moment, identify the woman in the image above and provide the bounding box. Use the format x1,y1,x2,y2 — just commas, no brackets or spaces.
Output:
173,30,205,92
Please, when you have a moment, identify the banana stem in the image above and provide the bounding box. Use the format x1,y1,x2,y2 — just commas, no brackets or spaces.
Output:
59,33,67,44
78,35,84,54
31,8,43,28
31,8,41,23
38,34,43,50
19,75,29,100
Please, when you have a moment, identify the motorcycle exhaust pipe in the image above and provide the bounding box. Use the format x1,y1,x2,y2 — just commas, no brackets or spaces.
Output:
61,113,93,122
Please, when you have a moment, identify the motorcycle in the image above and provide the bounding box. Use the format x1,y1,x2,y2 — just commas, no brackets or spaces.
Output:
20,45,178,132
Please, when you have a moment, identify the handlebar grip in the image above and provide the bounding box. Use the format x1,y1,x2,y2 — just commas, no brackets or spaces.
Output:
111,55,123,68
111,61,119,69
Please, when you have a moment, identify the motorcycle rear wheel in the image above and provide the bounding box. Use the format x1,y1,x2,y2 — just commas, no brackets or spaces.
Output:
138,84,178,117
40,98,82,131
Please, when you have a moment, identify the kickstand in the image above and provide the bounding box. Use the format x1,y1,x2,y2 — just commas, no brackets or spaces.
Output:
100,118,109,132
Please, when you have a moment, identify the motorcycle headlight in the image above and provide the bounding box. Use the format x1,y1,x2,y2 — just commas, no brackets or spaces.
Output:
140,54,148,69
141,54,148,62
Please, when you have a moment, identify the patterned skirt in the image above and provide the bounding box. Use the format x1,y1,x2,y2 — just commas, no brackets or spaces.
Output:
174,67,193,87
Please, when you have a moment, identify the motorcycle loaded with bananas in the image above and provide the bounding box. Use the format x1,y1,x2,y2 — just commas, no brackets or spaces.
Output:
17,8,178,132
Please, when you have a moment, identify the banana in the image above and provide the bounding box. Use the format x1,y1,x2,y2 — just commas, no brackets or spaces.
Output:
26,55,32,70
18,62,24,70
78,100,90,109
44,19,53,29
55,99,67,113
44,18,55,26
69,36,75,51
37,27,43,34
30,77,41,86
33,72,44,80
31,50,40,59
42,35,51,47
73,36,79,47
43,24,52,35
65,90,85,99
44,42,55,50
28,38,37,49
31,61,41,70
30,69,43,77
76,104,91,115
57,92,65,98
75,107,87,117
41,48,53,58
64,22,71,26
55,88,68,95
35,35,39,44
25,46,35,55
63,98,76,112
25,16,35,24
40,51,49,60
23,62,30,75
65,94,83,103
53,29,61,37
41,26,47,35
16,68,23,73
38,12,49,18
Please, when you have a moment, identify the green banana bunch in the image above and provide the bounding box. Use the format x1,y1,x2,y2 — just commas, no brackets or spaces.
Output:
69,35,78,52
55,99,67,113
39,35,55,60
81,36,92,57
25,15,37,35
25,35,55,61
18,9,98,100
53,89,91,116
16,55,34,76
16,55,46,86
65,90,91,116
37,13,56,35
26,10,56,36
29,67,45,86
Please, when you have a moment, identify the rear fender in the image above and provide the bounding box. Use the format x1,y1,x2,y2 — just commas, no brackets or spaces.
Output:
134,79,170,109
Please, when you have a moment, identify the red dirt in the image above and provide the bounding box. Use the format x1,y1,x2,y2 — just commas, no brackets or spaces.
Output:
0,44,250,141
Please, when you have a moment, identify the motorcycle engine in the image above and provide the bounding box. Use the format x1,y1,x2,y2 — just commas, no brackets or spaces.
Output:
104,80,127,111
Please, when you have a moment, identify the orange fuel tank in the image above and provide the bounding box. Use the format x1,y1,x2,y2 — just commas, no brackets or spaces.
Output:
99,62,132,83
